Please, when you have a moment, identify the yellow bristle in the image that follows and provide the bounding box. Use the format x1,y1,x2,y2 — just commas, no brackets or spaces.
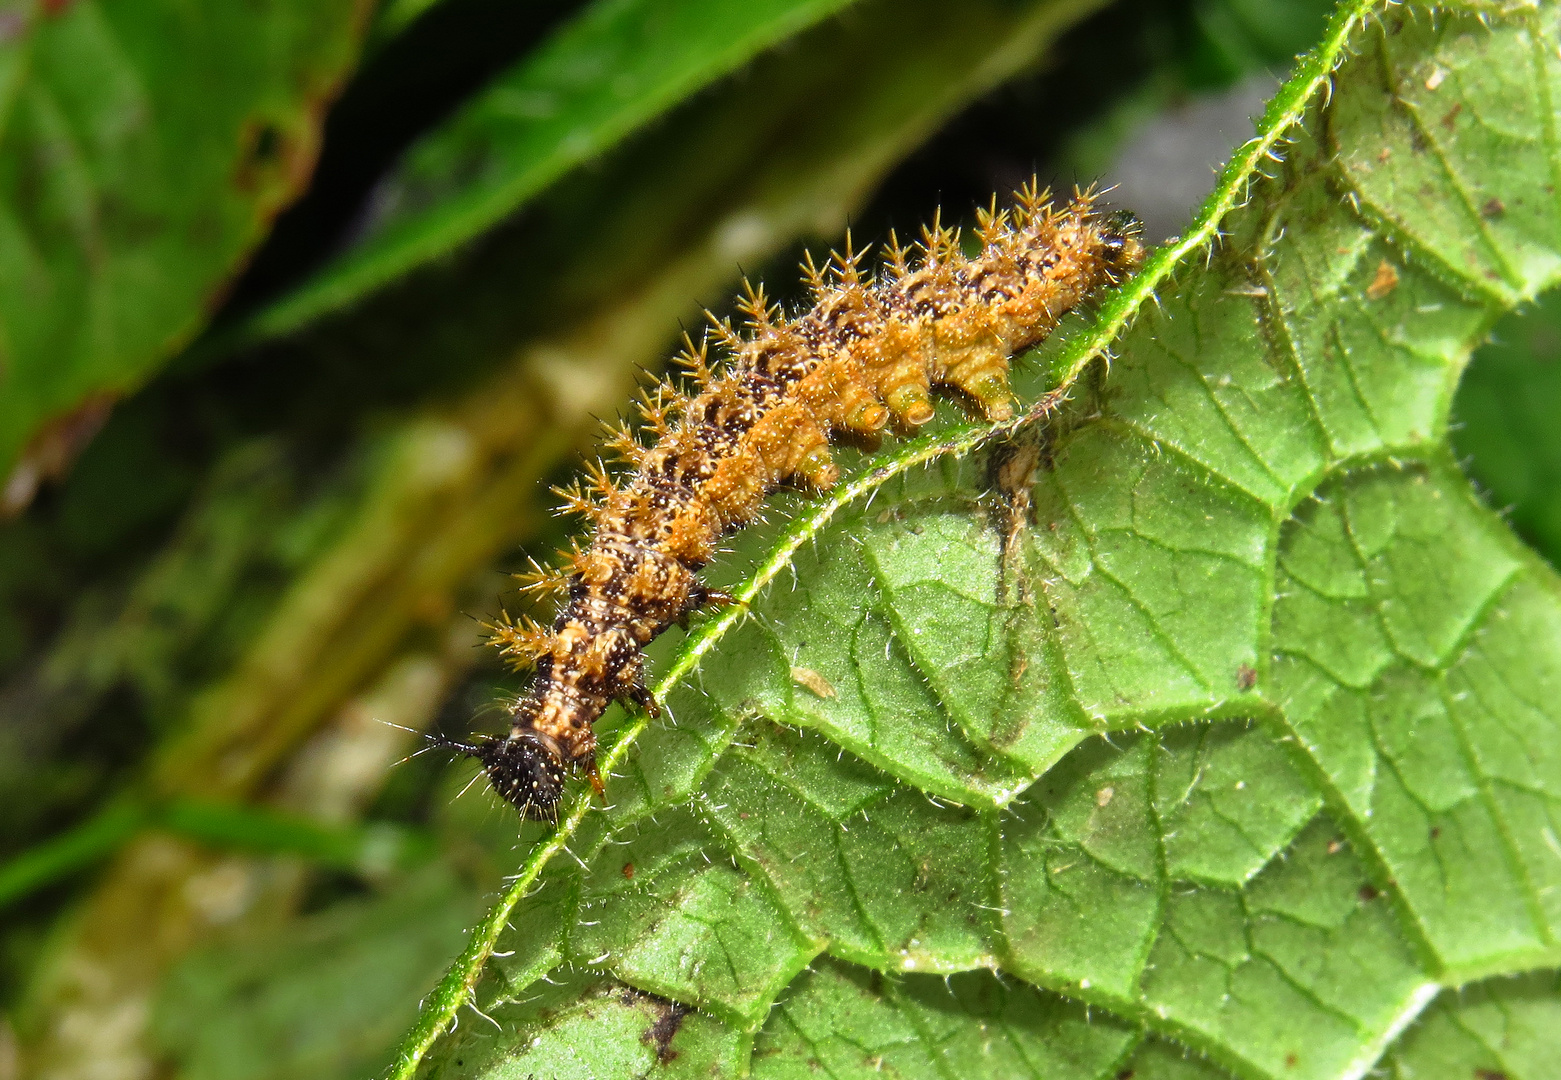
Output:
919,209,960,266
581,458,619,502
486,611,553,669
883,230,910,279
831,231,868,288
1014,178,1051,226
601,418,646,468
974,199,1009,247
549,478,601,521
705,314,743,355
799,250,828,298
671,331,713,387
633,384,675,436
512,556,573,600
736,280,779,331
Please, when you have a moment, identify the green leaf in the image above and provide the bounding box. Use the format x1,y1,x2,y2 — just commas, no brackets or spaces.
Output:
0,0,371,490
1381,970,1561,1080
748,958,1140,1079
282,0,1561,1075
153,865,482,1080
241,0,867,342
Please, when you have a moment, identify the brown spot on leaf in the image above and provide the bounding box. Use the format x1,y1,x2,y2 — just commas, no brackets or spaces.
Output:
1286,1053,1299,1068
645,1005,689,1064
1359,884,1380,902
1441,102,1463,129
1366,260,1399,300
1482,197,1505,218
626,990,690,1065
621,862,635,879
1236,664,1258,691
1475,1070,1509,1080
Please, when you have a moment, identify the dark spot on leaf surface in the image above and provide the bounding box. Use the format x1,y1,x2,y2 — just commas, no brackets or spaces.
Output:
1116,1071,1135,1080
252,124,283,164
1236,664,1257,691
1441,103,1463,129
1358,884,1380,902
1286,1053,1299,1068
234,118,300,195
1475,1070,1508,1080
1482,197,1505,218
640,999,690,1065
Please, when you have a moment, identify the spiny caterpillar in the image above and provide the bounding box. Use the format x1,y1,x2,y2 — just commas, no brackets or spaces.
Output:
441,183,1145,820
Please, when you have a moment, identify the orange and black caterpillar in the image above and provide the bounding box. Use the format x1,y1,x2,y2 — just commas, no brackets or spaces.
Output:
441,184,1145,820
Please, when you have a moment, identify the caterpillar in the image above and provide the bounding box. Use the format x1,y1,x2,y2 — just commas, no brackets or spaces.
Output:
441,183,1145,820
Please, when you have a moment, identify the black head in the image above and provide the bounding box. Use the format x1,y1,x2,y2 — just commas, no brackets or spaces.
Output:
1097,209,1147,277
433,731,568,821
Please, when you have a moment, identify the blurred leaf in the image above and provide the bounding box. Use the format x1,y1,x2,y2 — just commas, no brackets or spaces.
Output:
1185,0,1335,86
398,0,1561,1076
153,865,480,1080
242,0,866,342
1454,290,1561,566
0,797,431,913
0,0,373,498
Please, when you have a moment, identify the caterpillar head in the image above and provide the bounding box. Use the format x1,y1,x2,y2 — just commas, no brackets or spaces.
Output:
435,730,568,821
1097,209,1147,279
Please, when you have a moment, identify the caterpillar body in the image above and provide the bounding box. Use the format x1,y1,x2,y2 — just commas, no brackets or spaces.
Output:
445,184,1145,820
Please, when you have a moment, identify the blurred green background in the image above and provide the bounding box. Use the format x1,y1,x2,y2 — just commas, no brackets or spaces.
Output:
0,0,1545,1075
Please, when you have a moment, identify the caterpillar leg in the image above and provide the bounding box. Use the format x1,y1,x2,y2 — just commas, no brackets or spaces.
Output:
941,340,1016,421
861,324,936,428
675,583,740,628
688,583,739,611
625,675,661,719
